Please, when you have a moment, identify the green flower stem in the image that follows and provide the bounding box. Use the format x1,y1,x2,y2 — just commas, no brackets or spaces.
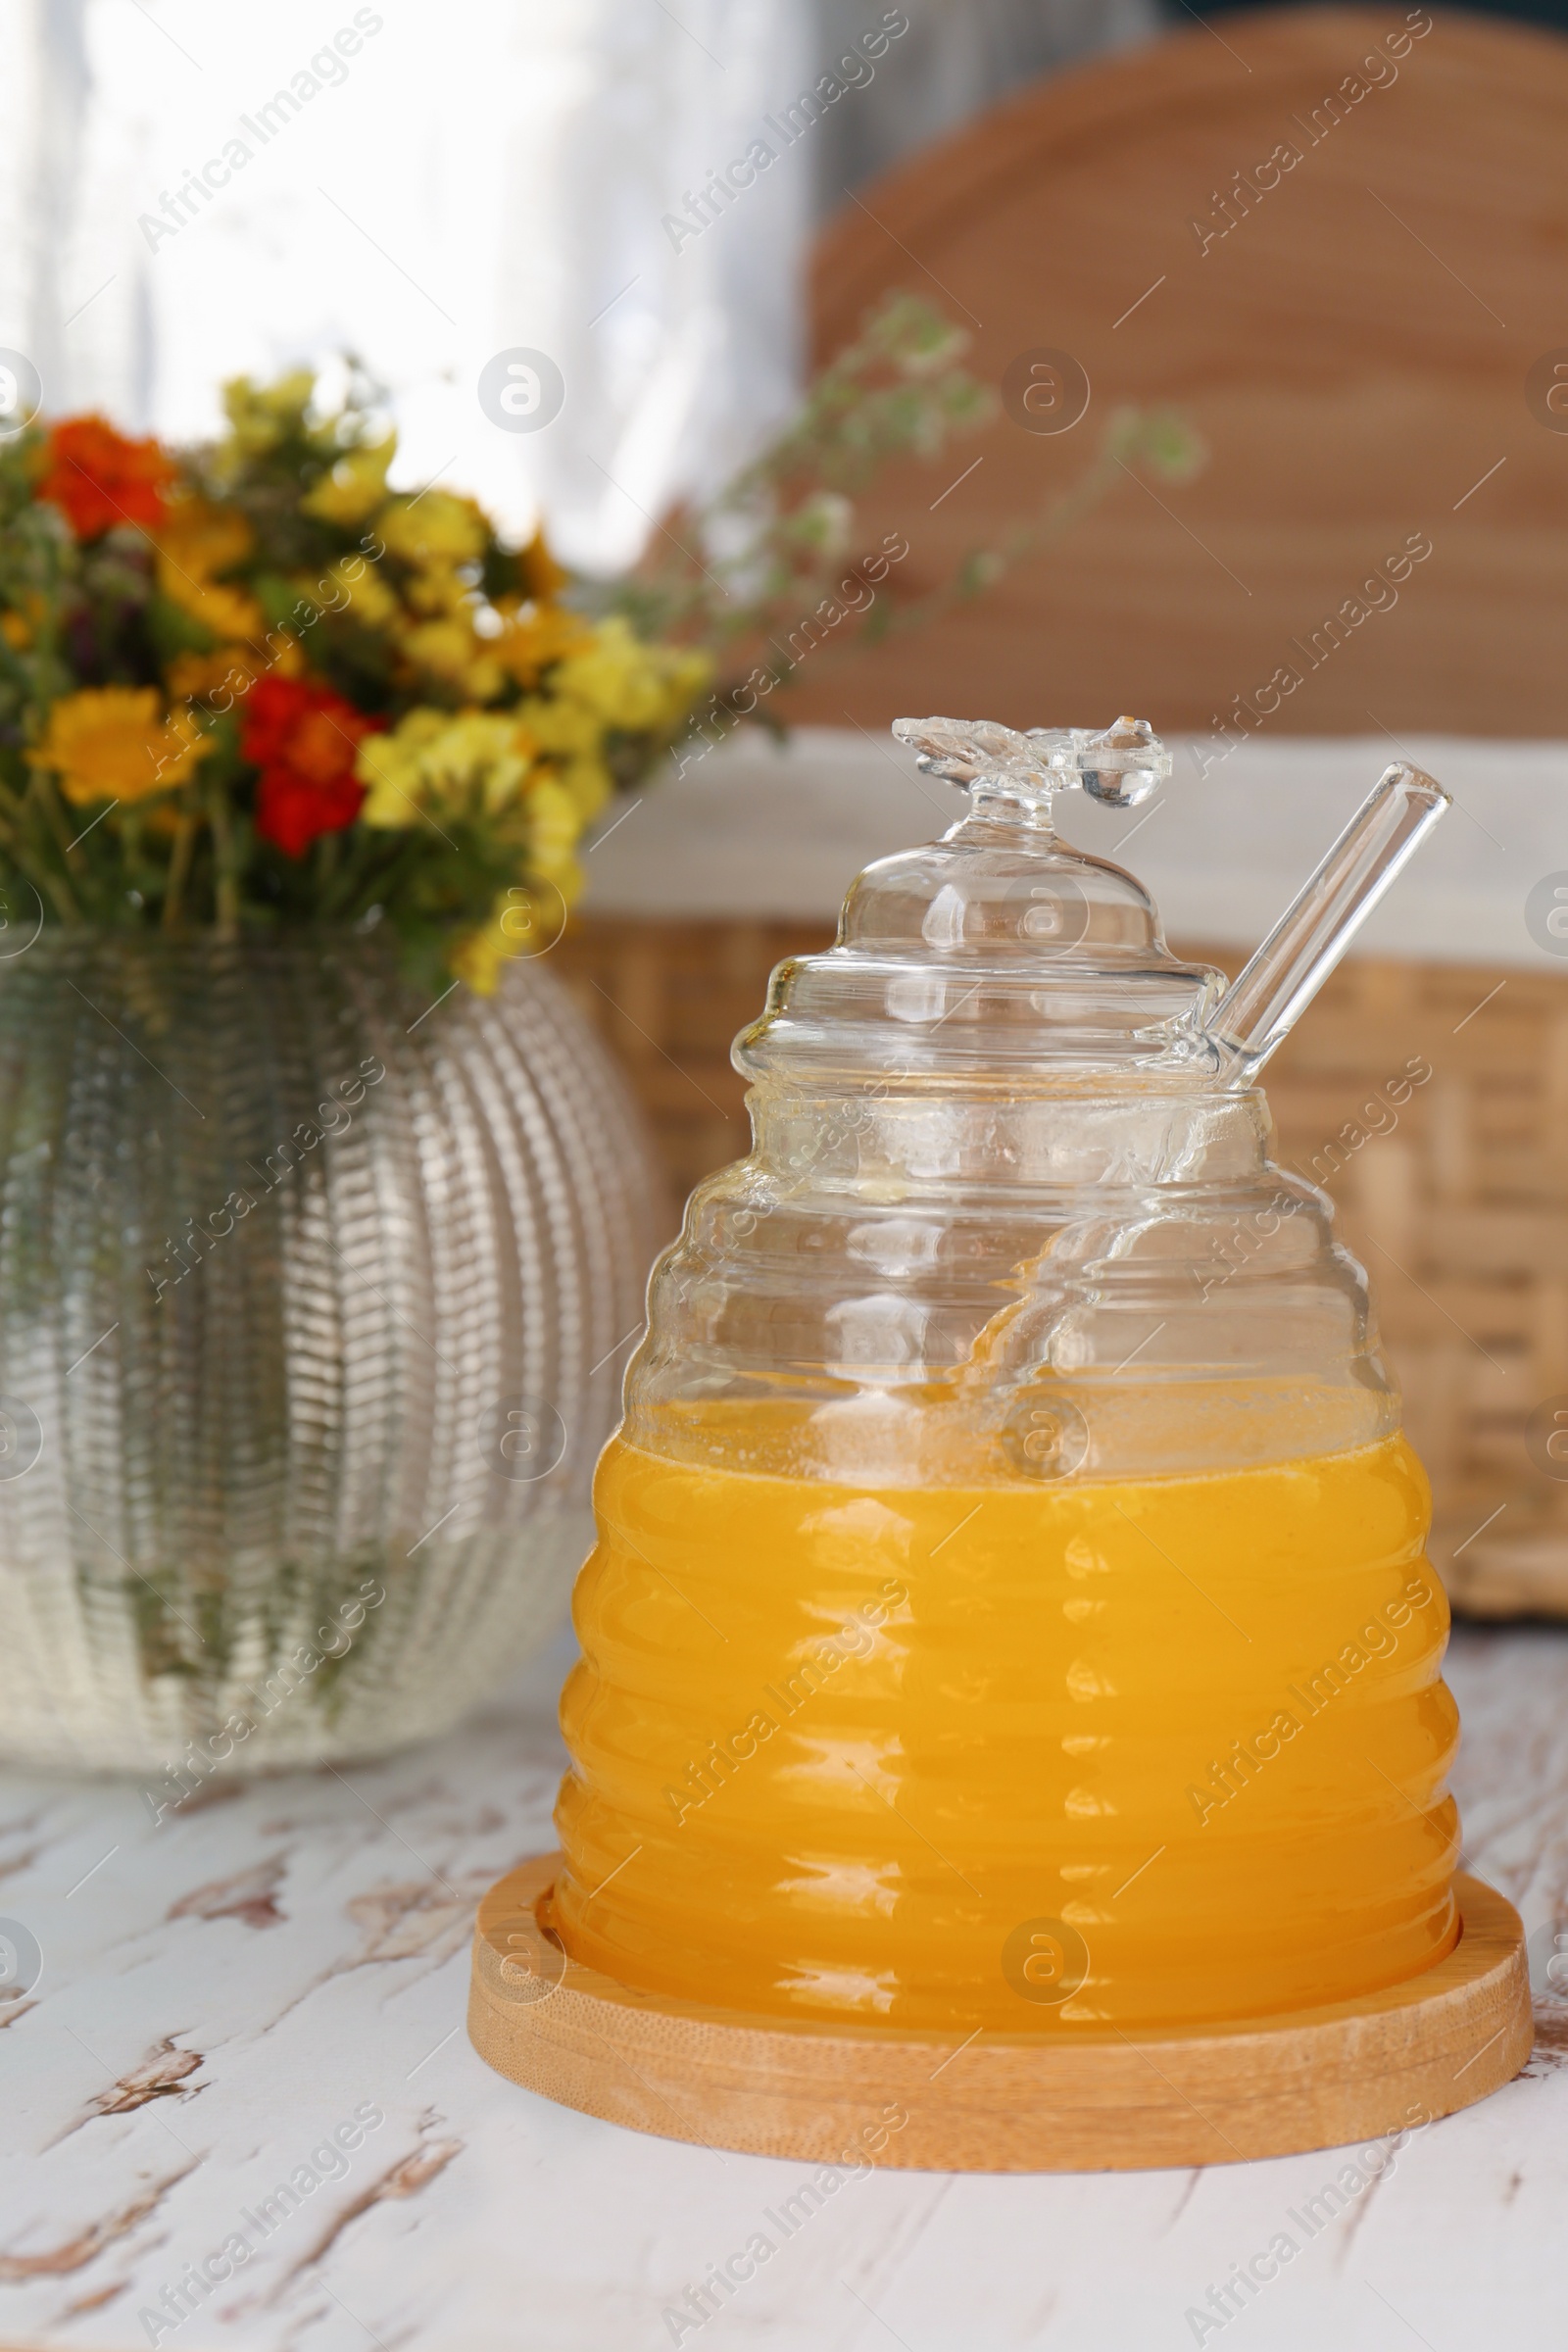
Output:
162,804,201,930
0,790,66,917
207,776,240,935
30,768,81,863
329,832,422,923
20,776,81,922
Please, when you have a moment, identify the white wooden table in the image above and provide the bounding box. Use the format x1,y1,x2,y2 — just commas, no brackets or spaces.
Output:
4,1624,1567,2352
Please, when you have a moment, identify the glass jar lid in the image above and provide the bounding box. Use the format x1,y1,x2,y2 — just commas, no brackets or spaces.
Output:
736,716,1226,1088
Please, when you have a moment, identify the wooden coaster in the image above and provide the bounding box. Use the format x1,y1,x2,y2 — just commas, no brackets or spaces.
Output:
466,1854,1532,2173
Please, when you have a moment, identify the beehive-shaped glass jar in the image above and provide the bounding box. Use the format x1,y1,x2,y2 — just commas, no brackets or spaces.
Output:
552,719,1458,2034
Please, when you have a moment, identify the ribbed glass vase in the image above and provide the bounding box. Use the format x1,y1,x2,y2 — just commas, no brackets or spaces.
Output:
0,931,661,1782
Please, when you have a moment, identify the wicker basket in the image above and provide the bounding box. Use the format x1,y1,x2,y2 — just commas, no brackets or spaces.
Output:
554,917,1568,1620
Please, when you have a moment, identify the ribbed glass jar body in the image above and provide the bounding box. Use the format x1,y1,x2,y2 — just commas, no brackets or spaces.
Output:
0,932,662,1777
555,1079,1458,2033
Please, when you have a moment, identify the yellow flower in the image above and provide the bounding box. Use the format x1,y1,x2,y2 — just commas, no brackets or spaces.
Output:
429,712,537,813
448,870,581,995
403,564,470,618
399,616,476,683
554,755,614,826
155,497,252,579
163,572,268,643
165,646,262,705
465,654,506,703
1,612,29,650
493,599,592,687
393,604,506,702
321,556,397,628
449,920,510,996
30,687,215,806
526,777,588,883
510,687,617,821
356,709,536,828
553,615,710,735
264,631,306,679
514,692,603,760
301,437,395,526
218,369,316,464
517,530,569,603
356,713,439,828
154,497,266,643
376,491,486,568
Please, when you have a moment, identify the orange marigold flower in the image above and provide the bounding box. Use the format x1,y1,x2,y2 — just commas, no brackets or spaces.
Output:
30,687,215,806
39,416,177,539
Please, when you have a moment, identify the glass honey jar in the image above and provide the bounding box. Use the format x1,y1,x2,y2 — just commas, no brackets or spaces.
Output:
548,716,1459,2035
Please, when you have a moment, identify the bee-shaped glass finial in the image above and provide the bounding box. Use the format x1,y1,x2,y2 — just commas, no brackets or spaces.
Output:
893,713,1170,810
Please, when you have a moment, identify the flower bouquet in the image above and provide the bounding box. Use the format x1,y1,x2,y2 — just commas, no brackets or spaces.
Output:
0,369,709,999
0,299,1197,996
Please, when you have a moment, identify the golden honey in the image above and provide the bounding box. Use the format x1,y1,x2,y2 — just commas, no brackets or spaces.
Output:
553,1413,1458,2032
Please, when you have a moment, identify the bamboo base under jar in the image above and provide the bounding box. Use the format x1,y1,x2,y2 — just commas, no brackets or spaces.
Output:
466,1855,1533,2173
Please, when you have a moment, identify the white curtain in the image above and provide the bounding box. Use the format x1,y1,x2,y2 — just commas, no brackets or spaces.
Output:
0,0,1152,569
0,0,811,568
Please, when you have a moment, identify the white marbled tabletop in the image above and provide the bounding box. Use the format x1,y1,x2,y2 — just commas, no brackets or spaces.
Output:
3,1623,1568,2352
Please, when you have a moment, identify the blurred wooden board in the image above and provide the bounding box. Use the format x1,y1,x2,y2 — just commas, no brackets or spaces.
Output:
794,5,1568,736
468,1856,1530,2172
